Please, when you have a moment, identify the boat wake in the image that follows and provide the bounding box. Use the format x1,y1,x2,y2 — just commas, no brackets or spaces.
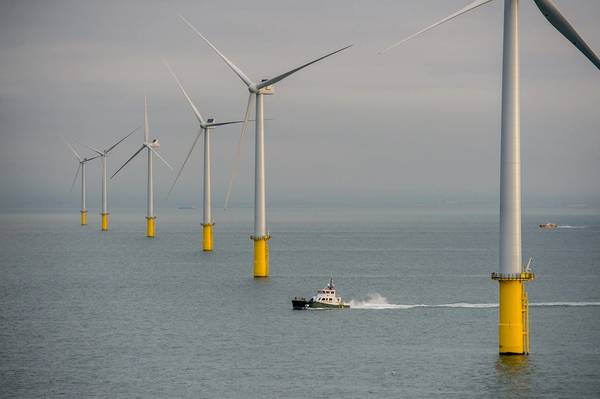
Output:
557,225,586,229
348,294,600,310
530,302,600,307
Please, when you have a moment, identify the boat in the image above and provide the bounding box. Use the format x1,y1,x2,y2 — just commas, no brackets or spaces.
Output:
539,223,558,229
292,278,350,310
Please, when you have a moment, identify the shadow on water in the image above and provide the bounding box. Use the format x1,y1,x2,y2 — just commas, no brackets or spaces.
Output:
495,356,534,397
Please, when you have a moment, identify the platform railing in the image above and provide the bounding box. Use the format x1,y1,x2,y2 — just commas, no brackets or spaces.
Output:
490,272,535,281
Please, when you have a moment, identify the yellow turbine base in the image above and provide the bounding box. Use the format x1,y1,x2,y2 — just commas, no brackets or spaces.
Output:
80,211,87,225
253,236,270,278
202,224,213,252
146,217,156,238
498,280,529,355
101,213,109,231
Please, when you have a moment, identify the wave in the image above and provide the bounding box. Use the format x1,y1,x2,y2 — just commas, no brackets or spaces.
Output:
348,294,600,310
530,302,600,307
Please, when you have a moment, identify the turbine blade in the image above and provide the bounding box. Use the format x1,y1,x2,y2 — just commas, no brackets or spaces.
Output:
144,96,149,143
207,119,262,128
533,0,600,70
224,93,254,210
148,147,173,170
163,59,206,125
62,136,82,161
111,146,145,179
379,0,495,54
178,14,255,88
255,45,353,90
70,163,81,192
80,143,104,156
167,128,202,197
83,155,100,162
106,126,140,153
209,120,245,127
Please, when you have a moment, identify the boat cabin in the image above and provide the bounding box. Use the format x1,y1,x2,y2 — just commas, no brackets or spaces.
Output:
312,278,343,305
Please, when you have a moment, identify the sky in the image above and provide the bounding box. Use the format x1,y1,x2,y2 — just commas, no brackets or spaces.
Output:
0,0,599,210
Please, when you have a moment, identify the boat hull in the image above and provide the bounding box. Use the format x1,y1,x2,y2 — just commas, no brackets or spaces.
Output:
292,298,350,310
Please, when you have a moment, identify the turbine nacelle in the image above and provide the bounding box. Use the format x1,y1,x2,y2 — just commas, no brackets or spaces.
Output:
248,81,275,95
147,139,160,148
112,100,171,180
258,80,275,95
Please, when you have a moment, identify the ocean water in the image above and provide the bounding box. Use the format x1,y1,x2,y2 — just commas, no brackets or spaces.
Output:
1,207,599,398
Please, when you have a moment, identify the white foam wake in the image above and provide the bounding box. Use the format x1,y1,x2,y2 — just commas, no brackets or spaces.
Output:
348,294,426,310
530,302,600,307
348,294,600,310
557,225,586,229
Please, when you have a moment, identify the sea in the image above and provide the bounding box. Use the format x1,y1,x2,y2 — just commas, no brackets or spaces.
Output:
1,207,599,398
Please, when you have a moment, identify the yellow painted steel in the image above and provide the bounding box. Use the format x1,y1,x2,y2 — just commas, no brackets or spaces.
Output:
253,236,270,278
522,286,530,354
146,217,156,238
492,272,534,355
101,213,109,231
202,224,213,252
80,211,87,225
498,280,525,354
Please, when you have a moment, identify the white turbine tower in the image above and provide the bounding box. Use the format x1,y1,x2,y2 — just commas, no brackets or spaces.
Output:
63,138,99,225
381,0,599,355
83,126,140,231
112,96,172,237
164,60,247,251
179,14,352,277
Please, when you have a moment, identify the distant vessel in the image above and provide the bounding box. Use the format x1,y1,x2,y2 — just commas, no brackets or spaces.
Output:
539,223,558,230
177,206,196,210
292,278,350,310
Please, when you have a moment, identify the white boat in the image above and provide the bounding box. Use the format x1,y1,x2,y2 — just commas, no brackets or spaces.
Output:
292,278,350,310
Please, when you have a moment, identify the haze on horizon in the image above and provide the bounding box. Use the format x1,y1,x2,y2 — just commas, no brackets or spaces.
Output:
0,0,599,211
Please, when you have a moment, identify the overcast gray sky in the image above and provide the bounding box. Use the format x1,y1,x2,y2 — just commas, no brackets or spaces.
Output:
0,0,598,210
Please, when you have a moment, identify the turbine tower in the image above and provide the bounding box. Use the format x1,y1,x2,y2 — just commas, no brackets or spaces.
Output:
83,126,139,231
164,61,246,251
179,14,352,277
63,138,99,225
112,97,172,237
381,0,599,355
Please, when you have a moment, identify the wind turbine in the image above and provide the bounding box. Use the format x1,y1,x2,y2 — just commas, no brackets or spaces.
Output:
381,0,599,355
164,60,246,251
179,14,352,277
112,97,172,237
63,138,99,225
83,126,140,231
